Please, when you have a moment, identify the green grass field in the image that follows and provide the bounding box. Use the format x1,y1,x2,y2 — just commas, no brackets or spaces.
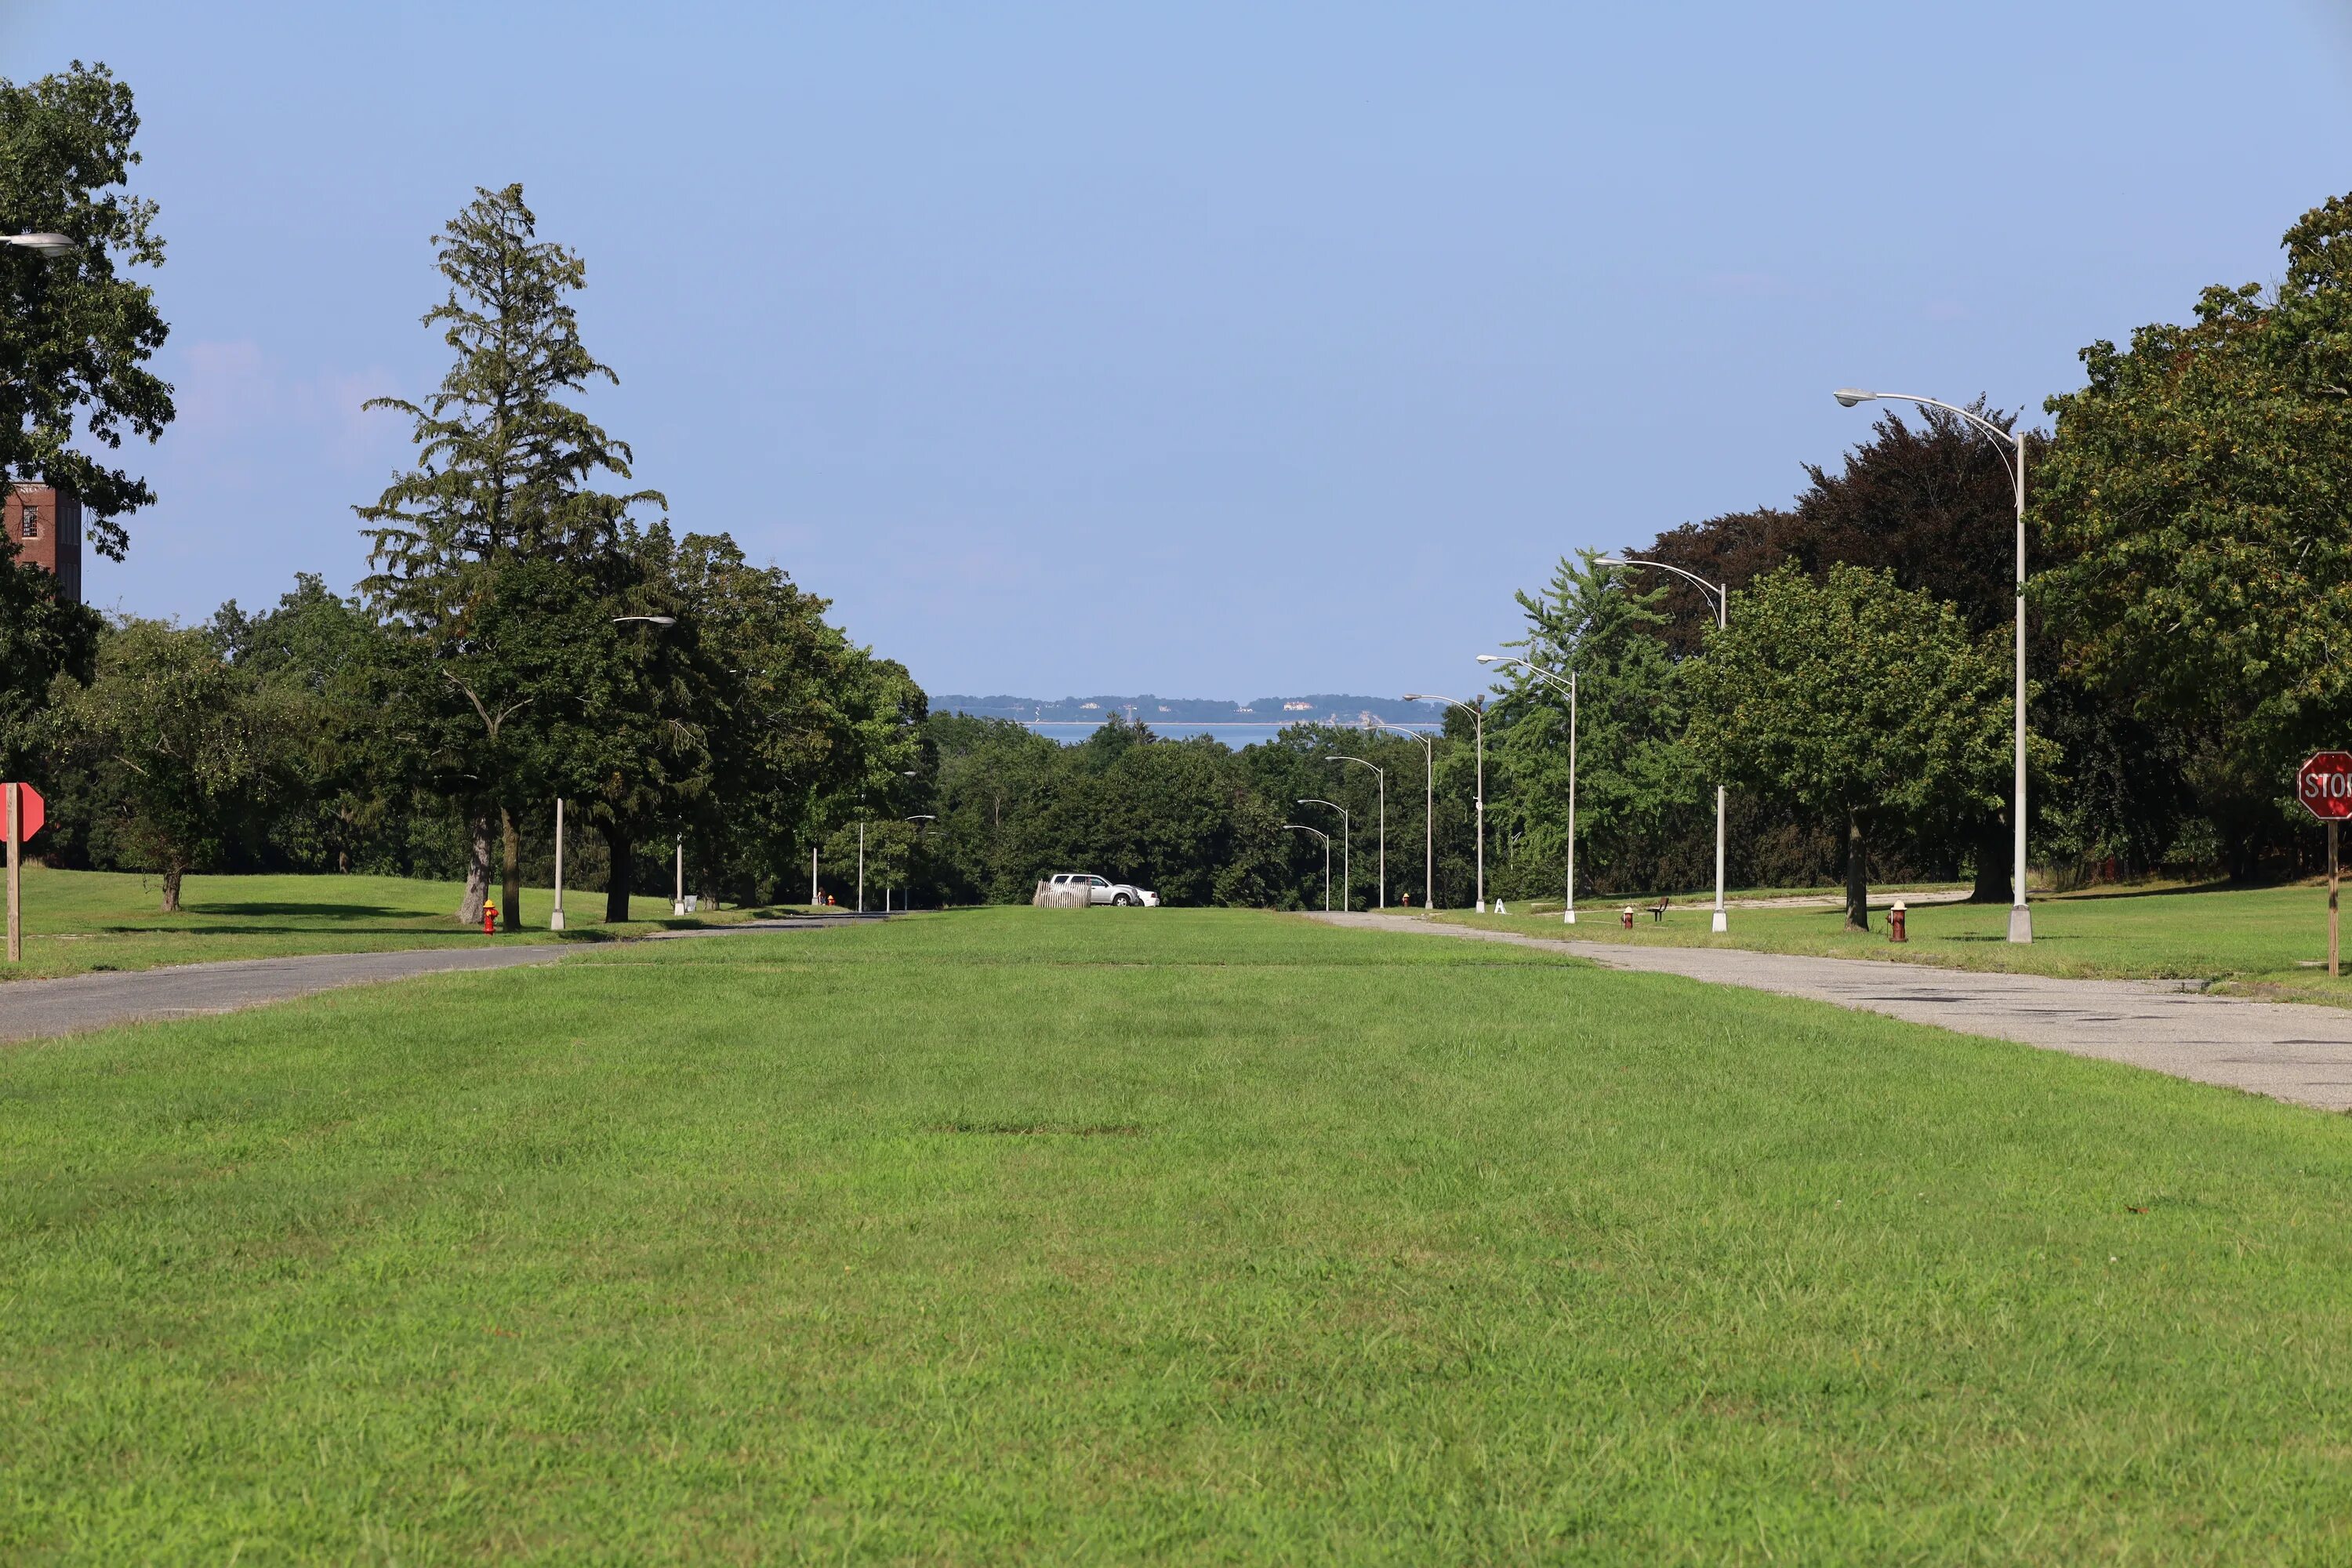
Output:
9,907,2352,1561
1446,880,2352,1002
0,866,800,982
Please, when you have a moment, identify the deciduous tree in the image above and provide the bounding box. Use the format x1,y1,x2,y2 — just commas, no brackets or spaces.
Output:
1683,564,2019,930
0,61,171,557
59,619,290,911
2037,190,2352,875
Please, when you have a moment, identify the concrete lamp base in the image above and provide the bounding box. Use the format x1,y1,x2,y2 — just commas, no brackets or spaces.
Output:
2007,905,2033,945
1711,909,1728,933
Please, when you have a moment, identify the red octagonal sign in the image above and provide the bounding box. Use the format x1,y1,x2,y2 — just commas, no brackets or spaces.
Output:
2301,753,2352,821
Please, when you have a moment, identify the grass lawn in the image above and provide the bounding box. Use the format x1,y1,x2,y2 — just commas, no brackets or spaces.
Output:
0,866,809,983
8,908,2352,1561
1444,880,2352,1002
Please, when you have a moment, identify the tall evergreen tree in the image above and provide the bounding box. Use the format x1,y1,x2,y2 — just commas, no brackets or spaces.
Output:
355,183,662,924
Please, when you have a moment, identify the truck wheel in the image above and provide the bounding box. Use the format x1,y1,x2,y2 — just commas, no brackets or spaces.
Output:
1113,892,1134,906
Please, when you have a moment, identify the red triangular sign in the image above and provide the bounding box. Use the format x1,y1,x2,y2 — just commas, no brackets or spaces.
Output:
7,783,42,842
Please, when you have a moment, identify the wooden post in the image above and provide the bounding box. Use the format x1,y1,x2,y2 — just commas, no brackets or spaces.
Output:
2332,820,2340,981
6,782,20,965
550,797,566,931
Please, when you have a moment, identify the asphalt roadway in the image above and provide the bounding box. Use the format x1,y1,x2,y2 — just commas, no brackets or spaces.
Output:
1313,911,2352,1114
0,916,875,1046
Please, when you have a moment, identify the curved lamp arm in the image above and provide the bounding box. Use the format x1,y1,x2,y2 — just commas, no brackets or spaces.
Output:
1476,652,1576,699
1402,692,1480,722
1834,389,2020,489
1593,557,1726,623
1835,389,2017,448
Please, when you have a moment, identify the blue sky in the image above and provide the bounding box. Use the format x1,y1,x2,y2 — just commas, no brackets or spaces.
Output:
7,2,2352,699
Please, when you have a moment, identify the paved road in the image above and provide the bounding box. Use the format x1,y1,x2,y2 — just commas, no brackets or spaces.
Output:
0,917,871,1045
1314,912,2352,1112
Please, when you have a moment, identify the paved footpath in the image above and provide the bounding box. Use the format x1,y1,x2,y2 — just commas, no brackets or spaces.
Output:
1313,912,2352,1113
0,917,872,1046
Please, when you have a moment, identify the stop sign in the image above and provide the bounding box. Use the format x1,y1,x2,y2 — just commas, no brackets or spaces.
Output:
2300,753,2352,820
2,782,39,842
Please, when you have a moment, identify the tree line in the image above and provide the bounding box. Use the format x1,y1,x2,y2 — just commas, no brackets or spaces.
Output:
0,74,925,920
7,63,2350,924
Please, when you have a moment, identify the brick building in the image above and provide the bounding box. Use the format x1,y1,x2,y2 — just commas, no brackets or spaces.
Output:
4,482,82,605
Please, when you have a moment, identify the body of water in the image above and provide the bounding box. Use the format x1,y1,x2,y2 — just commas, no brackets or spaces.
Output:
1023,720,1442,748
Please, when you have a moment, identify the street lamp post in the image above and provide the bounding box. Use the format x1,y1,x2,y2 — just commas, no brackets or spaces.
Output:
1834,388,2033,944
1283,824,1332,911
1373,717,1436,910
1595,556,1731,933
1478,654,1579,924
905,815,936,910
1404,694,1486,910
1299,799,1351,911
855,770,920,918
1332,756,1385,909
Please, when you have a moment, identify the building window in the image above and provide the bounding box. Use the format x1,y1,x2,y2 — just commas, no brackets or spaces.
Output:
19,507,37,540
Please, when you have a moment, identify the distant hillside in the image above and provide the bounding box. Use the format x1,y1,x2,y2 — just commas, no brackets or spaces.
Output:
934,693,1446,728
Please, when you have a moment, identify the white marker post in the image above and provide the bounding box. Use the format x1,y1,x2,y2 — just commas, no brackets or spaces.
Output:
550,797,566,931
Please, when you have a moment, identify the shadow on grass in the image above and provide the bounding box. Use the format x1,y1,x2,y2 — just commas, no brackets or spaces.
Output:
97,922,500,937
1941,933,2085,943
191,902,418,919
2042,880,2241,902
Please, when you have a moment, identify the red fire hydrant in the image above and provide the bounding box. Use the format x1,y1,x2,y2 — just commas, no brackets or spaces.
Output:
482,902,498,935
1888,900,1907,943
1620,906,1636,930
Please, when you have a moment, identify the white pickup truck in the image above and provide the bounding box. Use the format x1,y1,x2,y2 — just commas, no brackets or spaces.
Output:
1047,872,1160,907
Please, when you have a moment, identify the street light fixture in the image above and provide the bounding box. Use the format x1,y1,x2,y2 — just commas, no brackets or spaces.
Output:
1370,717,1436,910
855,770,922,916
1834,388,2033,943
610,615,676,626
1298,798,1350,911
1478,653,1581,925
1404,693,1486,910
1282,824,1332,911
2,234,76,259
1331,755,1385,910
1594,555,1731,933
